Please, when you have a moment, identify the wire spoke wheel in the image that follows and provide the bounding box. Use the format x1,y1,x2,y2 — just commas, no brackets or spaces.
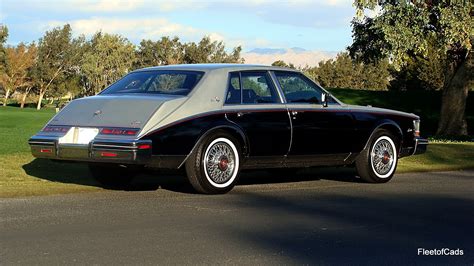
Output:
204,141,236,185
370,136,396,178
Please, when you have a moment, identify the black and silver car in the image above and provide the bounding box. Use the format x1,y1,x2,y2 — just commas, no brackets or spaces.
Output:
29,64,428,194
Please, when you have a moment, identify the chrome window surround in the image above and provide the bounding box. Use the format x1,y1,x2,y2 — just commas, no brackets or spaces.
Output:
223,70,286,106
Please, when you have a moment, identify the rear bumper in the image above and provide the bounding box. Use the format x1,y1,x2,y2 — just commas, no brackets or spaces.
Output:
412,138,428,155
28,135,152,164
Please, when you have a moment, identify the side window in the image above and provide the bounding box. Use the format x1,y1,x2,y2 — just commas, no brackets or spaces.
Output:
240,72,279,104
225,72,241,104
275,71,333,104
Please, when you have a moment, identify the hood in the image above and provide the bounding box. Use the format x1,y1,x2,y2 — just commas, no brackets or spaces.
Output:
348,105,419,119
49,94,184,129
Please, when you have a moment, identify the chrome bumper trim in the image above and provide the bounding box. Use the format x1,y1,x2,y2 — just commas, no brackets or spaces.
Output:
412,138,428,155
28,135,152,164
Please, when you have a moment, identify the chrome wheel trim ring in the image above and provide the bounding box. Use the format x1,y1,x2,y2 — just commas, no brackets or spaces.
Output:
203,137,239,188
370,136,397,178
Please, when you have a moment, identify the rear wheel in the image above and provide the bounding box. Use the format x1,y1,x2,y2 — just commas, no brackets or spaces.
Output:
356,129,399,183
88,163,136,189
185,132,240,194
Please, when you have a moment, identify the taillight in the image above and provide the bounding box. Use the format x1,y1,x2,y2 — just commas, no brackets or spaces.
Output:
42,126,70,133
137,144,151,150
101,152,117,157
413,120,420,137
100,128,139,136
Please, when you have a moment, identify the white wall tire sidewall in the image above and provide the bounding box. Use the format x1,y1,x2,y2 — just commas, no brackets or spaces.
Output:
203,137,239,188
370,135,397,179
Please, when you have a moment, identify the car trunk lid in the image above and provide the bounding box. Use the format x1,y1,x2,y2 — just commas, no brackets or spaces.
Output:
49,94,182,131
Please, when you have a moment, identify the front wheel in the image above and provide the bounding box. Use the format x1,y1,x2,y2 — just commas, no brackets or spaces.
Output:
356,129,399,183
185,132,241,194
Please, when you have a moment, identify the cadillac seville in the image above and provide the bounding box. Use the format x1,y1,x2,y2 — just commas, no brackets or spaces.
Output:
28,64,428,194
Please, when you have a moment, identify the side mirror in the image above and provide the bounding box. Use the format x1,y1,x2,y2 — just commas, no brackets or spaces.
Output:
321,93,329,107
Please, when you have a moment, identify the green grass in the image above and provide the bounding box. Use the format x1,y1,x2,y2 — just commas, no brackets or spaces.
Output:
0,107,101,197
328,89,474,137
0,107,55,154
0,105,473,198
398,143,474,173
0,153,100,197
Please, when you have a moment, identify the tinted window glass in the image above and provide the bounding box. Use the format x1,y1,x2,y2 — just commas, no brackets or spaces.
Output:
241,72,279,104
274,71,325,104
101,71,204,96
225,72,241,104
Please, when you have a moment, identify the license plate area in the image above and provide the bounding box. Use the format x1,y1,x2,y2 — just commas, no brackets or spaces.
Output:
59,127,99,145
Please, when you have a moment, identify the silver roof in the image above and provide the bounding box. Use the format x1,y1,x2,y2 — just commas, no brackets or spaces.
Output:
134,63,299,73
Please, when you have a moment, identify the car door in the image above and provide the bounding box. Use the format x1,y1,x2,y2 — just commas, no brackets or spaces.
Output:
272,71,356,165
224,71,291,167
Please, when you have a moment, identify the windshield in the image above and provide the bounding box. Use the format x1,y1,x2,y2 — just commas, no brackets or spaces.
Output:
100,70,204,96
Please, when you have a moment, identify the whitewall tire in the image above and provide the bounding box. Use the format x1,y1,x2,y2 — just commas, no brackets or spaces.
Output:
356,129,399,183
185,131,241,194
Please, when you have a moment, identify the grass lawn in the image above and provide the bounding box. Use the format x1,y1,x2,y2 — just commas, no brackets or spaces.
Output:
0,106,473,198
328,89,474,137
0,106,55,154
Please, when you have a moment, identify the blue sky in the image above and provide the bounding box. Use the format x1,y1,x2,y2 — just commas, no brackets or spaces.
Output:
0,0,356,66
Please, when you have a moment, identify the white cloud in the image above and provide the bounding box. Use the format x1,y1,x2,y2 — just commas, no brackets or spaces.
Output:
243,49,336,67
324,0,352,7
45,17,203,40
55,0,210,13
67,0,145,12
42,17,267,50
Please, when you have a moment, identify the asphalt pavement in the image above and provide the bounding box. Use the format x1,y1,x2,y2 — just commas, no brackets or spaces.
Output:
1,169,473,265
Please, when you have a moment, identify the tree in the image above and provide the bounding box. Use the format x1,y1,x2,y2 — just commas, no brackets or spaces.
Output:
389,44,446,91
35,24,82,110
183,36,243,64
81,32,136,95
271,60,295,69
18,44,38,108
0,24,8,70
135,37,184,68
305,52,390,90
0,43,37,106
350,1,473,135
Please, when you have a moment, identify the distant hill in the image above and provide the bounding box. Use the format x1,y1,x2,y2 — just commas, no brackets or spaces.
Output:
247,47,307,54
243,47,336,67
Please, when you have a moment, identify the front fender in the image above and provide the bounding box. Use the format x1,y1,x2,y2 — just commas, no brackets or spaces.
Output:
362,119,403,151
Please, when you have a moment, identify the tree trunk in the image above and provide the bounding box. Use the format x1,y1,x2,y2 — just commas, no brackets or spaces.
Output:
3,88,10,106
437,51,473,136
20,87,31,108
37,91,45,110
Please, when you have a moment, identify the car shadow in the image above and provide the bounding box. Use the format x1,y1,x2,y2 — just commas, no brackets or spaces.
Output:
23,159,362,194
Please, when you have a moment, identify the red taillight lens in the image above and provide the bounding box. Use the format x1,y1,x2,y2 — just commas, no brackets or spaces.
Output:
40,148,52,153
137,144,151,150
101,152,117,157
42,126,70,133
100,128,139,136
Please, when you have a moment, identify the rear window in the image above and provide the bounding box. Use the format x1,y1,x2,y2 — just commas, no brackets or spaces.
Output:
100,70,204,96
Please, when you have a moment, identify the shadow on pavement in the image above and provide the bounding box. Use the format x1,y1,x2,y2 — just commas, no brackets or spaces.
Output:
22,159,362,193
221,189,474,264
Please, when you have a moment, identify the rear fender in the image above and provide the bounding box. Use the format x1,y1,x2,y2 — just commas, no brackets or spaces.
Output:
178,123,248,168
